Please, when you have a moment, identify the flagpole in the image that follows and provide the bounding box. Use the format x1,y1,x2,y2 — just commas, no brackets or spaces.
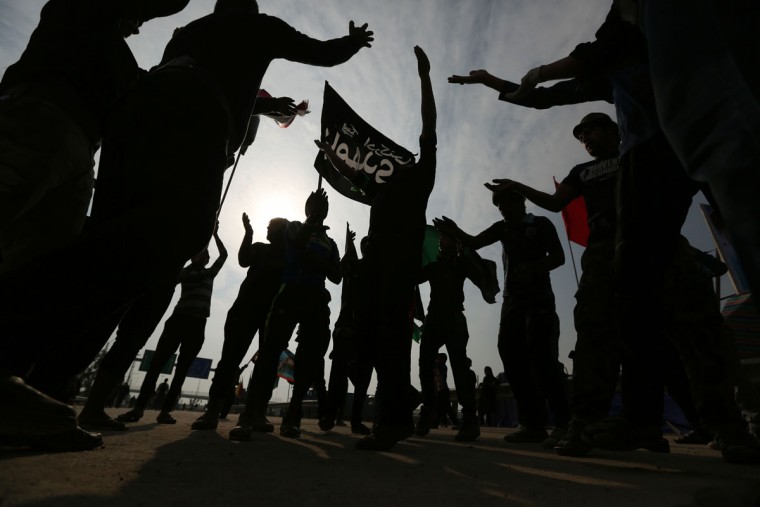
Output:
563,230,580,288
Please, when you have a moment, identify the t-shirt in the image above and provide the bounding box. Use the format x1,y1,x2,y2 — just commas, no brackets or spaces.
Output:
561,156,619,241
174,252,227,318
477,214,560,298
281,221,340,289
420,256,472,313
236,242,286,305
364,134,437,268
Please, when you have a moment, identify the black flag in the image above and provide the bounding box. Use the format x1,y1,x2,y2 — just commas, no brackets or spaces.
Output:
314,82,415,205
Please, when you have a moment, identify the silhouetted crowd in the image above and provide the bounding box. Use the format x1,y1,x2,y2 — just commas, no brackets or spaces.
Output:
1,0,759,466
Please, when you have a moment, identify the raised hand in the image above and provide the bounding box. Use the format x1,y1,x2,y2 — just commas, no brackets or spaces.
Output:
272,96,297,116
414,45,430,75
242,212,253,235
349,21,374,48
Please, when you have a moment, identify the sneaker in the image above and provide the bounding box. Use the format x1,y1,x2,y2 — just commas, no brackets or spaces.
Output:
280,425,302,438
554,428,594,457
454,421,480,442
581,417,670,453
318,417,335,432
355,424,414,451
351,423,372,435
503,426,548,443
156,412,176,424
714,427,760,465
191,414,219,431
542,427,567,449
115,409,144,423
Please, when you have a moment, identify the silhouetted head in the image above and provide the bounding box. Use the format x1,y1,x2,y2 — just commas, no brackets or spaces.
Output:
191,248,210,267
214,0,259,14
492,190,526,222
484,366,493,376
266,218,289,243
359,236,369,256
438,232,458,259
572,112,619,159
437,352,448,364
305,189,329,222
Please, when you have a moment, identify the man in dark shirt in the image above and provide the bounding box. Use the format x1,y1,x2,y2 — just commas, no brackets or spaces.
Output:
435,190,569,444
315,46,437,451
0,0,189,275
192,214,288,431
416,233,481,441
230,189,342,440
117,228,227,425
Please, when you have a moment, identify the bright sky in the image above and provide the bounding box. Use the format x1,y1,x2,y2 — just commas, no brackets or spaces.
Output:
0,0,719,404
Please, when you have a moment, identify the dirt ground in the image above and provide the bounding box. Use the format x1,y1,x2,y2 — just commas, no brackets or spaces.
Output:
1,409,759,507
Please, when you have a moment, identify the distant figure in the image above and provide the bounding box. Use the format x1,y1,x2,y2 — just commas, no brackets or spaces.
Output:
117,227,227,424
152,379,170,410
479,366,498,427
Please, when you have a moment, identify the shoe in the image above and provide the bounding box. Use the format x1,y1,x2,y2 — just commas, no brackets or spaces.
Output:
156,412,176,424
415,406,435,437
355,424,414,451
26,426,104,452
554,426,593,457
251,420,275,433
542,426,567,449
674,428,713,445
191,414,219,431
229,425,253,441
503,426,549,443
581,417,670,453
78,412,127,432
0,375,78,438
115,409,144,423
714,427,760,465
280,424,302,438
454,421,480,442
351,423,372,435
318,417,335,432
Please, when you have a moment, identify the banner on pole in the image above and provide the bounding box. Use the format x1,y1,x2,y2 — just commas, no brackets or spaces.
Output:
314,82,415,205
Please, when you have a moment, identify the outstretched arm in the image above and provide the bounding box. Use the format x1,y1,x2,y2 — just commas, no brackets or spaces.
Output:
448,69,506,91
485,179,578,213
208,223,228,274
415,46,436,142
501,55,585,100
433,216,497,251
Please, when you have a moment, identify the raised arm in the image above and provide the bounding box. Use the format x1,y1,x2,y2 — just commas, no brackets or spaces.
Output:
484,179,578,213
415,46,436,142
208,224,228,275
238,212,255,267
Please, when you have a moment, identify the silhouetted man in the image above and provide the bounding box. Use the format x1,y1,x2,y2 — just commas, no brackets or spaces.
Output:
315,46,437,451
435,190,570,444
